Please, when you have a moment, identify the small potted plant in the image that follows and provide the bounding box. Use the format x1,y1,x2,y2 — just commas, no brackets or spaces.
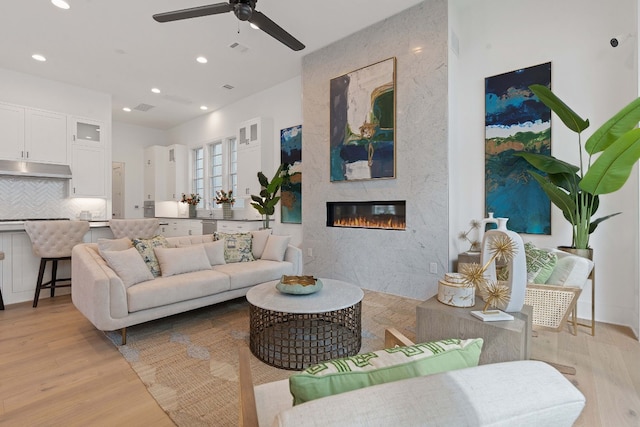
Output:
180,193,201,218
215,190,235,220
251,164,284,229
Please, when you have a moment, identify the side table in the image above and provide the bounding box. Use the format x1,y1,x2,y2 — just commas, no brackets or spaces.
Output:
416,296,532,365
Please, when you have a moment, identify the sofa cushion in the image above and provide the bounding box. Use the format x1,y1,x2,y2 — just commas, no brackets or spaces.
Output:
261,235,291,262
213,259,294,290
546,250,593,287
204,241,226,266
101,247,154,288
218,232,255,263
132,235,169,277
251,229,272,259
524,242,557,283
126,269,231,312
289,338,483,405
154,245,211,277
169,234,215,246
97,237,132,257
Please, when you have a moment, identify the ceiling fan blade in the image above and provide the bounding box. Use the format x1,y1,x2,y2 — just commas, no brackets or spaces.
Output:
153,3,232,23
249,11,305,51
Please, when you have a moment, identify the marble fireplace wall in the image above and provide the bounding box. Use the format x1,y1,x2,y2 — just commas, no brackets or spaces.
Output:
301,0,448,300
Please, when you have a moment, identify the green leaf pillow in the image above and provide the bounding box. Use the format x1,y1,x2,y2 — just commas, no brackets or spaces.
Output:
524,242,557,283
289,338,483,405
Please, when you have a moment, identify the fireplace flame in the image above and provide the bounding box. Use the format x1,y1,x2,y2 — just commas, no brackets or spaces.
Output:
333,216,406,230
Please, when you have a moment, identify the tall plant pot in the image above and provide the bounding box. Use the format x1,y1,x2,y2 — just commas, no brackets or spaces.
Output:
558,246,595,336
188,204,196,218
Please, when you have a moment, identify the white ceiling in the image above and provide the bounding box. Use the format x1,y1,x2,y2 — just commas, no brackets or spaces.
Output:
0,0,425,130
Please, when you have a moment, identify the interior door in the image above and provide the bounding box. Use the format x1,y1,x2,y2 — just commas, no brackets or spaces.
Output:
112,162,125,218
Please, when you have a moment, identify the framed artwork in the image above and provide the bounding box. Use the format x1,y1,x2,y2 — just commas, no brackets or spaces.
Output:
330,57,396,182
280,125,302,224
485,62,552,235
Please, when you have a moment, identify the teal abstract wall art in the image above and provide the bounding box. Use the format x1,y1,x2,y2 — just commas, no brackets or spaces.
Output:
485,62,552,235
281,124,302,224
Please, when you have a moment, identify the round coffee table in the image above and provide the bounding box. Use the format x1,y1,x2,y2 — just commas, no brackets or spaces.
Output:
246,278,364,370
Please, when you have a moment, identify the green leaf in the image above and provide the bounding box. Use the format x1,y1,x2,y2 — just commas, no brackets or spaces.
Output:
585,97,640,154
529,84,589,133
514,152,579,175
267,176,283,193
581,128,640,194
528,171,576,222
257,172,268,188
589,212,621,234
250,195,263,204
250,203,266,214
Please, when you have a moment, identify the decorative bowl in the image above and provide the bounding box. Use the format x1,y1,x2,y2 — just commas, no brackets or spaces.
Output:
276,275,323,295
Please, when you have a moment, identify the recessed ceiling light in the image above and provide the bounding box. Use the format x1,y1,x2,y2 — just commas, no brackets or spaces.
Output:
32,54,46,62
51,0,70,10
151,88,161,94
122,107,131,112
196,56,208,64
250,23,259,30
200,106,208,111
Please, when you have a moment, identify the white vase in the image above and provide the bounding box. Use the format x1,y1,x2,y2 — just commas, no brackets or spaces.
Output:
479,217,526,312
222,203,232,220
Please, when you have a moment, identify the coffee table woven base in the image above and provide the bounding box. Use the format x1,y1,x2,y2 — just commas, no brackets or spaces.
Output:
249,302,362,370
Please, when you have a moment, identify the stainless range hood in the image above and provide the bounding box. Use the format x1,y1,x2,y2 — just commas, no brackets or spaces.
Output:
0,159,72,179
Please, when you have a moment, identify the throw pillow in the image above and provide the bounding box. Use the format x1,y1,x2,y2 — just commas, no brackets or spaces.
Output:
101,247,154,288
251,229,272,259
154,245,211,277
132,235,169,277
97,237,132,258
289,338,483,405
524,242,557,283
203,240,226,266
261,235,291,262
218,232,255,263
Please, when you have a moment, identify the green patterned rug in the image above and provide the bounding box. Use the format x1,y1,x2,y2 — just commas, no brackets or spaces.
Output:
105,289,419,426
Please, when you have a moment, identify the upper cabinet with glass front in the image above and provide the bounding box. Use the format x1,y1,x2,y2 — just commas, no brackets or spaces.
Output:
73,118,103,147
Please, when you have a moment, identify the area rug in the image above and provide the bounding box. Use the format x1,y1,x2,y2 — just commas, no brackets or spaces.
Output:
105,289,419,426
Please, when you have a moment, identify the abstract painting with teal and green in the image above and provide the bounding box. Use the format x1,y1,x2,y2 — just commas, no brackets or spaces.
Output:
485,62,551,234
281,125,302,224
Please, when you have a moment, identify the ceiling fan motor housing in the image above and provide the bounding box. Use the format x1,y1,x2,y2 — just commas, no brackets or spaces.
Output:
233,0,256,21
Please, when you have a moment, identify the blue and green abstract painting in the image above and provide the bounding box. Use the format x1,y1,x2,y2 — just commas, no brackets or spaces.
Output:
485,62,552,235
281,125,302,224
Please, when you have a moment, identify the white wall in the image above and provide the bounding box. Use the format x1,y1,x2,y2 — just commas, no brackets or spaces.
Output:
167,76,303,245
449,0,639,333
112,121,169,218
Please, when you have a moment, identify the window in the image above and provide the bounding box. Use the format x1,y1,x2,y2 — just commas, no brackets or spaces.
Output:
229,137,237,196
204,137,239,209
193,147,204,207
210,141,223,203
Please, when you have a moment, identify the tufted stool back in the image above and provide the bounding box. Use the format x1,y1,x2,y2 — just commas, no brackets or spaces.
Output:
109,218,160,239
24,220,90,258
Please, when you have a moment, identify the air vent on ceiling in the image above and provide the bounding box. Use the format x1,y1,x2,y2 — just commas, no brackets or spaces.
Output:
229,42,249,53
222,84,234,90
133,103,155,112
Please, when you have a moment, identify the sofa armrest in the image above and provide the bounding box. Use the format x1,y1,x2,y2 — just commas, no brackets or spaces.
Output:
284,244,303,275
71,243,128,331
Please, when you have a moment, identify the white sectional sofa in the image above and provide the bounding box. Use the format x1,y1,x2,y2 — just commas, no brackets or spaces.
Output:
72,232,302,343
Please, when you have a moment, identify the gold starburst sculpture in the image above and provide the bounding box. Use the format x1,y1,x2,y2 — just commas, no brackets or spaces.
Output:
482,281,511,312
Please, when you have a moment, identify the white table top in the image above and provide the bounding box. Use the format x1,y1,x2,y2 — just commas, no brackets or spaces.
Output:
246,278,364,314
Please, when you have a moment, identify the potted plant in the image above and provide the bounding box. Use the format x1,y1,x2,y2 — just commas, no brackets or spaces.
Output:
250,164,284,229
215,190,235,220
180,193,201,218
515,84,640,250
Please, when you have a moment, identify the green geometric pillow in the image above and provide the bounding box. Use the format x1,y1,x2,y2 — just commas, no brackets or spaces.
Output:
524,242,557,283
132,235,169,277
289,338,483,405
217,232,255,263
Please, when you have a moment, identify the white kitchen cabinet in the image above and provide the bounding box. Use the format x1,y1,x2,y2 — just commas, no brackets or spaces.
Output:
166,144,188,201
159,219,202,237
237,117,273,198
216,220,262,233
70,144,106,197
0,103,67,164
144,145,168,202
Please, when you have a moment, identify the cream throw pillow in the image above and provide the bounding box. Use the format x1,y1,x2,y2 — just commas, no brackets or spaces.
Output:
101,247,154,288
251,229,272,259
261,235,291,262
154,245,212,277
97,237,132,258
203,240,226,266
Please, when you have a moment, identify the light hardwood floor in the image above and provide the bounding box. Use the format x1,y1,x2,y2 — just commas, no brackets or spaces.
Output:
1,295,639,426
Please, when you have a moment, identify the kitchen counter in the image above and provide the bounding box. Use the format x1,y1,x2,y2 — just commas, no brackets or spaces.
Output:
0,219,110,232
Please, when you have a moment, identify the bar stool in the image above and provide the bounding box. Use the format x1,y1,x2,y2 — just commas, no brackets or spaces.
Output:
24,220,90,307
109,218,159,239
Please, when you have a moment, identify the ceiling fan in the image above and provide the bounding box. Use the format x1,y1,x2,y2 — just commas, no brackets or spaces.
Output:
153,0,305,51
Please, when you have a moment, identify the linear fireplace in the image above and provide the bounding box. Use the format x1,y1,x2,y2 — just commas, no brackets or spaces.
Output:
326,201,406,230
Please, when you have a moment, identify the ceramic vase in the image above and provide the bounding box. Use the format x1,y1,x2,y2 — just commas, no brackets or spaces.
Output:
479,217,527,312
222,203,232,220
188,204,196,218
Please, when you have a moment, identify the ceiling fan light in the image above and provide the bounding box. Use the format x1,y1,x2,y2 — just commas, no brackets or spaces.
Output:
32,54,47,62
51,0,70,10
249,23,259,30
234,3,253,21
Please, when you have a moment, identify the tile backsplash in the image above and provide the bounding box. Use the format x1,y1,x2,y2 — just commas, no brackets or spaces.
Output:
0,176,107,219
